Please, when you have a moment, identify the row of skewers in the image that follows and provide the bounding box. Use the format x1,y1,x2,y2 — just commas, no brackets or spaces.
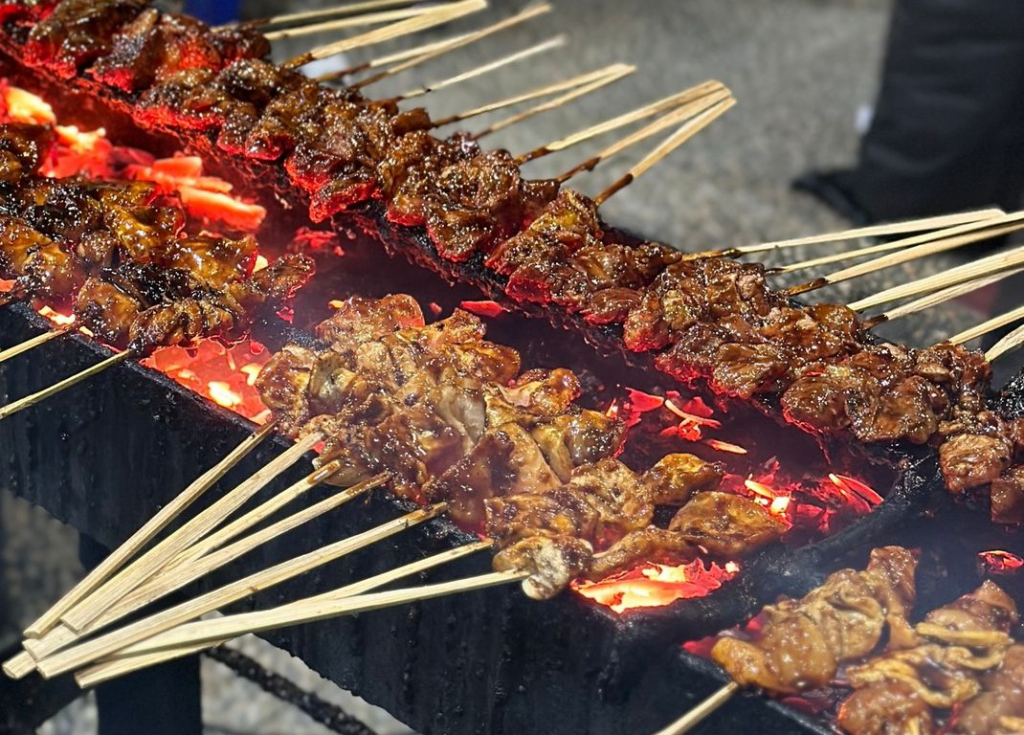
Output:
3,0,1024,522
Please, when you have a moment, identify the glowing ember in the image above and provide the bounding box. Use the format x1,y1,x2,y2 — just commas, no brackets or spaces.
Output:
127,156,267,232
574,560,740,613
459,300,507,318
704,439,748,455
769,495,791,516
665,399,722,428
829,474,883,506
979,550,1024,575
36,306,76,328
626,387,666,413
744,478,776,500
2,84,56,124
144,340,272,423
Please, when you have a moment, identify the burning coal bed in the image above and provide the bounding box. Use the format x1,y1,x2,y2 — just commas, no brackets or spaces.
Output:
0,81,915,734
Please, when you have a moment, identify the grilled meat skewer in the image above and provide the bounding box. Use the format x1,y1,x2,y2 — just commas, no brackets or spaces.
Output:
256,295,788,597
0,121,313,354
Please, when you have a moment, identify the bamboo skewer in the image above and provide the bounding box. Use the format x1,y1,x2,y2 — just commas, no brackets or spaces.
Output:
846,241,1024,311
223,0,417,30
0,326,72,365
0,349,134,422
263,5,436,41
775,212,1024,274
651,682,739,735
23,421,278,639
318,33,473,80
81,568,528,669
36,504,448,678
517,80,726,164
91,473,389,636
348,3,550,89
788,218,1024,298
738,209,1004,255
553,89,733,183
58,433,322,634
986,322,1024,362
286,0,488,67
75,541,494,686
594,98,737,206
4,424,281,678
949,304,1024,346
24,470,373,664
867,268,1024,326
472,65,636,138
398,35,566,100
431,64,634,128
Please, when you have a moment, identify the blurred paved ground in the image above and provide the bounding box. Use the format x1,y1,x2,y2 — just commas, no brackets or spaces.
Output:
6,0,1017,732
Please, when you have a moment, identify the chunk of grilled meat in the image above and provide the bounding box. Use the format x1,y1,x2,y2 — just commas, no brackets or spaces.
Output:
92,8,268,93
259,297,785,593
0,121,54,184
838,581,1019,734
25,0,147,78
711,546,918,694
838,682,933,735
957,645,1024,735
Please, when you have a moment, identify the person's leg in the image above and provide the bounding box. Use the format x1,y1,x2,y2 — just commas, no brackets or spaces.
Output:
79,535,204,735
800,0,1024,222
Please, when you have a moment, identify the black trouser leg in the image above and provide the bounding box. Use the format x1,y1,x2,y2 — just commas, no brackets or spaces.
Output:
79,535,203,735
834,0,1024,221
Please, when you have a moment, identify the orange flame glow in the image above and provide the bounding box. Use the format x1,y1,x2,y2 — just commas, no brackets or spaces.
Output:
574,560,740,613
704,439,748,455
144,340,272,423
979,550,1024,575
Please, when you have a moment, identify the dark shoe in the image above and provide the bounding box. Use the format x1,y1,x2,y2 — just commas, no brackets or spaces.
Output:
792,169,873,227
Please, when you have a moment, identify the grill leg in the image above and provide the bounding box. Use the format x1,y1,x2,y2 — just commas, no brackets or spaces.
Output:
79,535,203,735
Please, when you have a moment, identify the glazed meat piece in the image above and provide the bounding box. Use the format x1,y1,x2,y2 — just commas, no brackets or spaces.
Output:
424,150,545,261
492,535,593,601
91,8,269,93
668,491,788,557
840,582,1018,721
957,645,1024,735
710,547,918,694
641,453,724,505
990,467,1024,524
916,579,1019,646
587,526,696,581
485,487,599,545
128,293,236,353
838,681,933,735
26,0,146,77
940,433,1014,495
0,215,56,277
847,643,1004,710
622,258,782,354
73,276,140,345
0,122,53,183
529,410,626,482
424,422,563,525
254,344,317,431
379,131,475,225
315,294,426,357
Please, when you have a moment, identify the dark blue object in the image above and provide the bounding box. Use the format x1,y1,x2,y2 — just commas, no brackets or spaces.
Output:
184,0,241,25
